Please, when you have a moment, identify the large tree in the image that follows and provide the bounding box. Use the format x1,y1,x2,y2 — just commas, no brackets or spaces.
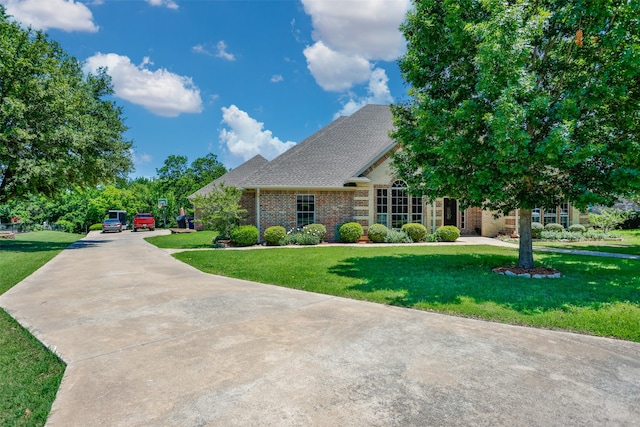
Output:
392,0,640,268
0,7,133,203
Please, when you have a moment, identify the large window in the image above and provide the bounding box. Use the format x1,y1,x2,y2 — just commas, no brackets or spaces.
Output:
532,204,572,227
391,180,409,228
376,189,388,225
411,195,423,224
296,195,315,227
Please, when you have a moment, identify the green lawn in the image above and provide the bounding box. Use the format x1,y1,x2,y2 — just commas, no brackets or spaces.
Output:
174,245,640,342
0,231,79,427
532,229,640,256
144,231,217,249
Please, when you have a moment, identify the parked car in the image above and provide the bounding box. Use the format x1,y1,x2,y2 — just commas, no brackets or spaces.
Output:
102,218,123,233
132,213,155,232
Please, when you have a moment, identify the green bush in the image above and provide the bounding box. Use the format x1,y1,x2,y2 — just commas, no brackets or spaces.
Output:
540,230,584,240
367,224,389,243
402,223,428,242
302,223,326,242
568,224,586,233
544,222,564,232
89,223,103,231
531,222,544,238
339,222,363,243
54,219,74,233
264,226,286,246
285,229,321,245
436,225,460,242
384,229,412,243
230,225,259,247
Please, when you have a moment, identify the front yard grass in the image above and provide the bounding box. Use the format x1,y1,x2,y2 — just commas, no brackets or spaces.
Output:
1,231,79,427
144,231,217,249
173,245,640,342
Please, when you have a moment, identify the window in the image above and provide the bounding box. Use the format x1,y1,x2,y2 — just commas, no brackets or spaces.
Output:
376,189,388,226
460,209,466,230
296,195,315,227
544,207,557,224
531,204,572,227
560,203,570,229
411,195,423,223
391,180,409,229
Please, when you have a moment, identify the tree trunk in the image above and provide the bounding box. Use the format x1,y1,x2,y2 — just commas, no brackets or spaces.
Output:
517,209,535,269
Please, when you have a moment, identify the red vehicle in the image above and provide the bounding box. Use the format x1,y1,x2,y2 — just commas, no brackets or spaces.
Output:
132,213,155,232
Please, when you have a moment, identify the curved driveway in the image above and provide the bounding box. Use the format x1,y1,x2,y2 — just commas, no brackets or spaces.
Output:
1,231,639,426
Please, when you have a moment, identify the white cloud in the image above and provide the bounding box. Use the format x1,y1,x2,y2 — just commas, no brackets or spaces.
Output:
130,149,152,165
303,41,371,92
334,68,393,118
270,75,284,83
146,0,178,9
83,53,202,117
301,0,409,91
219,105,295,162
0,0,99,32
192,41,236,61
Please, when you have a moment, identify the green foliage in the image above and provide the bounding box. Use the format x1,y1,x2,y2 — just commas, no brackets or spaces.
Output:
392,1,640,268
285,228,321,246
302,223,326,242
230,225,259,247
589,208,630,233
402,223,428,242
367,223,389,243
544,223,565,233
54,219,74,233
384,229,412,243
193,183,246,238
264,226,286,246
436,226,460,242
339,222,363,243
89,223,103,231
531,222,544,238
0,10,133,203
568,224,586,233
540,230,584,241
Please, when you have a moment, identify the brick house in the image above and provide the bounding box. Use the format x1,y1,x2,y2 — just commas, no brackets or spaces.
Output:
191,104,588,241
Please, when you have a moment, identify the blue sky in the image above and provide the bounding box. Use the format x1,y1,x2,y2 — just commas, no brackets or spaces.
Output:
1,0,411,178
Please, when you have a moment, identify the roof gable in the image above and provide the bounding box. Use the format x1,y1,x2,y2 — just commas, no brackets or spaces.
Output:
189,154,269,198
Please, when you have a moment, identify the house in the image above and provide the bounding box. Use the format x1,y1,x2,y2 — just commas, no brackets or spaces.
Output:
191,104,588,241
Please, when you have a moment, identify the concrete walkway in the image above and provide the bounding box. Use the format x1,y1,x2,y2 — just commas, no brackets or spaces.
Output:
1,231,639,426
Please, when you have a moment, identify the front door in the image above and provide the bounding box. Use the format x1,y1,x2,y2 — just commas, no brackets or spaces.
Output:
444,198,457,226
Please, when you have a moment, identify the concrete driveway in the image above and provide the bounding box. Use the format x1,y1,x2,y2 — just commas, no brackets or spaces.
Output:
1,230,639,426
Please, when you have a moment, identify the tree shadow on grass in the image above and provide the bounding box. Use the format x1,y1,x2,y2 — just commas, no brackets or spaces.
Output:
0,238,108,253
328,253,640,315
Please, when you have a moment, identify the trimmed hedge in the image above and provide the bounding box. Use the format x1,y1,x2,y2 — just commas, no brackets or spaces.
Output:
367,224,388,243
544,223,564,232
436,225,460,242
303,223,327,242
531,222,544,238
402,223,427,242
230,225,259,247
89,223,103,231
264,226,286,246
568,224,586,233
339,222,363,243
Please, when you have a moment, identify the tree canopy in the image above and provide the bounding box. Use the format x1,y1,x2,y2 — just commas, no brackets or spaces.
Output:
0,7,133,203
392,0,640,268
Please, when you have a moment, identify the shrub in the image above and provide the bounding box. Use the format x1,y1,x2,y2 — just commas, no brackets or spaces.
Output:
425,233,438,242
402,223,428,242
544,222,564,232
589,208,629,233
568,224,586,233
436,225,460,242
285,229,321,245
540,230,584,241
531,222,544,238
367,224,389,243
89,223,103,231
302,223,326,242
264,226,286,246
230,225,259,247
339,222,363,243
384,229,412,243
54,219,74,233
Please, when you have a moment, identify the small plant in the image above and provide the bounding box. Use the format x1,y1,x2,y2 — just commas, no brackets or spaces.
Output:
264,226,286,246
230,225,259,247
367,224,389,243
425,233,438,242
544,223,564,232
339,222,363,243
384,229,412,243
568,224,586,233
540,230,584,241
402,223,428,242
436,225,460,242
89,223,103,231
531,222,544,238
302,223,327,242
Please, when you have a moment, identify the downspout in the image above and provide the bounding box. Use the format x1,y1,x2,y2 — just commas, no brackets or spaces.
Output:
432,200,437,233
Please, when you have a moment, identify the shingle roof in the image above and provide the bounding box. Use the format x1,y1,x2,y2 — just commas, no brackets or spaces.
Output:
188,154,269,198
193,104,396,193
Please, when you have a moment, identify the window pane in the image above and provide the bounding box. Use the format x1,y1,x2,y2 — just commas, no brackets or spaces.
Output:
296,195,315,227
